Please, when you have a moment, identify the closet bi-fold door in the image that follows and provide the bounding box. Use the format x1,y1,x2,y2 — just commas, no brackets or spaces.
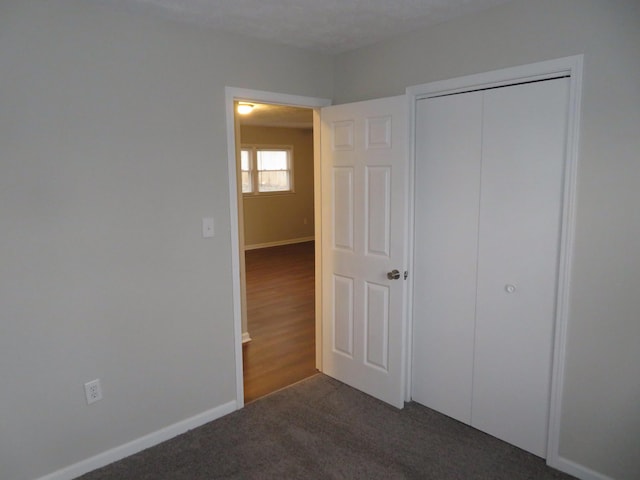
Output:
472,78,569,457
412,91,483,424
412,77,569,457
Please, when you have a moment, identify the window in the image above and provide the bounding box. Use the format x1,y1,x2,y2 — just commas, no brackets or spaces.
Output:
240,149,252,193
241,146,293,194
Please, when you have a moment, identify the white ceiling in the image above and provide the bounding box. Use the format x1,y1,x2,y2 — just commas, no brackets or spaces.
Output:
108,0,514,54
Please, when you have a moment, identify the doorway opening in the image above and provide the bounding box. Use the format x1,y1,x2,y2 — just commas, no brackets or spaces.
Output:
225,88,330,408
236,102,317,402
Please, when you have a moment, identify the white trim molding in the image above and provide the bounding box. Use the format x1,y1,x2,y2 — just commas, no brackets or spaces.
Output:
36,401,237,480
244,236,315,251
406,55,584,478
553,457,615,480
225,87,331,410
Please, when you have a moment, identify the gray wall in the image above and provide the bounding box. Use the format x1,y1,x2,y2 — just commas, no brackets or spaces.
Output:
0,1,332,479
334,1,640,478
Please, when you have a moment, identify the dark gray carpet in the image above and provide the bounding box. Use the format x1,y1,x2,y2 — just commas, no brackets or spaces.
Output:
77,374,575,479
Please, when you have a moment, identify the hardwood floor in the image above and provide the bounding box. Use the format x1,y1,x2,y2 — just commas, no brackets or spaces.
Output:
242,241,317,403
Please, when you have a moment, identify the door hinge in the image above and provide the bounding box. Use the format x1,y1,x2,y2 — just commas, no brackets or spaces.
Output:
404,271,408,280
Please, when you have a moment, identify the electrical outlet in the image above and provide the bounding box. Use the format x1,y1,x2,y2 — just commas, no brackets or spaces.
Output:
84,379,103,405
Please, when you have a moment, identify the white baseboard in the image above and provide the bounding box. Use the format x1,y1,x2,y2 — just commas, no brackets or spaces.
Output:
550,456,613,480
242,331,252,344
33,400,613,480
36,400,237,480
243,236,314,251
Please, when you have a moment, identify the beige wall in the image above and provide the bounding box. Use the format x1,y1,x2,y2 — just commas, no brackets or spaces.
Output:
334,1,640,478
240,126,315,247
0,2,332,479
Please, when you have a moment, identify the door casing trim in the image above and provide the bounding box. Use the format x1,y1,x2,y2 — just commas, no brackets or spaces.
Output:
405,55,584,475
224,87,330,408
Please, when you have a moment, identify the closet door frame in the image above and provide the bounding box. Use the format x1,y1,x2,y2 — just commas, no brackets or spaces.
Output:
405,55,583,470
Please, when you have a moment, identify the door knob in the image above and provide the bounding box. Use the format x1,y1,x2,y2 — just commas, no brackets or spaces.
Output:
505,284,517,293
387,269,401,280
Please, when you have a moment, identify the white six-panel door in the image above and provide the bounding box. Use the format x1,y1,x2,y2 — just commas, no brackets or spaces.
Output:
412,77,570,457
320,96,407,409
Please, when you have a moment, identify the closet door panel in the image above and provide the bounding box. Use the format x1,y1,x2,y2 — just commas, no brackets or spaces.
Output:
412,92,483,423
472,78,570,456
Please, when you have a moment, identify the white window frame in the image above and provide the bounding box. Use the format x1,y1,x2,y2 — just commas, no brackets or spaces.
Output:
241,144,295,195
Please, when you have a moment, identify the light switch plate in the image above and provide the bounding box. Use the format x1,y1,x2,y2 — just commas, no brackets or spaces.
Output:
202,217,215,238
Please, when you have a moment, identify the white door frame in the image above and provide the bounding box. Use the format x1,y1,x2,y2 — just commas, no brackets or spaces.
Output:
405,55,583,474
225,87,331,408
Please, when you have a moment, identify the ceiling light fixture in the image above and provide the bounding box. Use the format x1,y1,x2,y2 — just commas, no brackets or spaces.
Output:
237,103,254,115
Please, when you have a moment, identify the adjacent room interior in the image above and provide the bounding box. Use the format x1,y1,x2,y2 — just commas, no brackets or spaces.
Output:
235,103,318,402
